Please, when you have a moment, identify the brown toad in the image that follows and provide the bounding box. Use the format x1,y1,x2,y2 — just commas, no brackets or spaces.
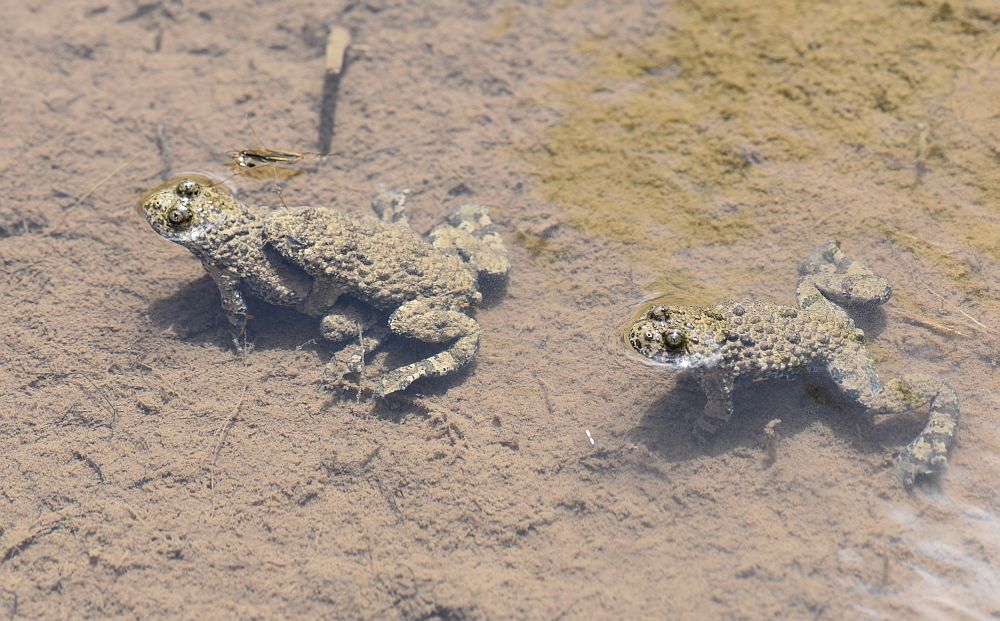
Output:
141,174,508,396
627,241,959,486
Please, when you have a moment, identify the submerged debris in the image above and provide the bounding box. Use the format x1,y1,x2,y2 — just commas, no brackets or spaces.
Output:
764,419,782,465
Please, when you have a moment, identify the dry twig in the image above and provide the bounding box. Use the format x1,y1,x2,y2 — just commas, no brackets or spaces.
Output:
208,380,249,491
74,149,142,206
923,284,988,334
764,418,782,465
895,312,967,338
318,26,352,153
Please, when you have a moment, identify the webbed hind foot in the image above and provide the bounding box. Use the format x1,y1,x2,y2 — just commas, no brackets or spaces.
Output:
891,381,960,487
824,348,960,487
430,204,509,281
797,240,892,311
322,324,392,392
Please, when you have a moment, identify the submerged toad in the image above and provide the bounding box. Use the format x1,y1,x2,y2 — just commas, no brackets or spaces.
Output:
141,174,508,396
627,241,959,486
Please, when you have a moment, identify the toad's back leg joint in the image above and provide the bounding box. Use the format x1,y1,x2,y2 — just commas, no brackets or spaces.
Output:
376,299,480,396
318,301,381,343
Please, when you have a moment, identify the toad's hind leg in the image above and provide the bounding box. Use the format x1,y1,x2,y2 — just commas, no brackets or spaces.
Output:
824,345,960,486
376,299,480,397
430,205,510,281
797,240,891,321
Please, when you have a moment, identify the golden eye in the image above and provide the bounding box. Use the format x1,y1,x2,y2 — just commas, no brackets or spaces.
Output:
167,205,191,225
665,329,685,348
176,179,201,197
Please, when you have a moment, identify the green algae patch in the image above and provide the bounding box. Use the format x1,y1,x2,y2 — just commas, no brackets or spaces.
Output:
642,273,732,311
530,32,768,259
889,378,932,411
512,229,571,262
524,0,1000,319
885,230,990,299
488,6,522,41
534,93,760,248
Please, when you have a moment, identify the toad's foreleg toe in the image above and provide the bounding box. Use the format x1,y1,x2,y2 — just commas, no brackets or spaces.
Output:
691,369,735,442
371,187,410,225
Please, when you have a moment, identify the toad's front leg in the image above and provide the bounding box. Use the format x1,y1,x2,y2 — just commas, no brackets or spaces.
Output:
692,368,735,442
204,263,250,348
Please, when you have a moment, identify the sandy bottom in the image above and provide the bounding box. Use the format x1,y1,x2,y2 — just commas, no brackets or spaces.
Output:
1,1,998,619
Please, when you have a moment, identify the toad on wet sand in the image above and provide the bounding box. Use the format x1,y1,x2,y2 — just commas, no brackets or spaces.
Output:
627,241,959,486
141,174,508,396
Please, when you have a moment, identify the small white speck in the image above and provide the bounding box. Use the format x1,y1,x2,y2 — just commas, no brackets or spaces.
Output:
586,429,595,445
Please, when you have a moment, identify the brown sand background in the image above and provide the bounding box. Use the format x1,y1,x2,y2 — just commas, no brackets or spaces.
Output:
1,0,998,619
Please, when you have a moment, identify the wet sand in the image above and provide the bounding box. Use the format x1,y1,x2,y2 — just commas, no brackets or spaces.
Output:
1,1,998,619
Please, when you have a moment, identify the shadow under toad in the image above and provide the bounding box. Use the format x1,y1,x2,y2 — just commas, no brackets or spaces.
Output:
147,276,318,352
146,276,229,344
851,305,888,340
327,337,477,424
147,276,477,403
621,370,927,469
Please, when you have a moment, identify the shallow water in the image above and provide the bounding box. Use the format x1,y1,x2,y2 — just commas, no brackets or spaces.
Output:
0,1,997,619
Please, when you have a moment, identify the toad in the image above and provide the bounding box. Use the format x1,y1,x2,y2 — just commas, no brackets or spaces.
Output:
627,241,959,486
141,174,508,396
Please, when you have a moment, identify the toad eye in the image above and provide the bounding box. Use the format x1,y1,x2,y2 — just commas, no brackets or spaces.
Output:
176,179,202,197
664,329,685,348
166,205,191,226
645,332,654,340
